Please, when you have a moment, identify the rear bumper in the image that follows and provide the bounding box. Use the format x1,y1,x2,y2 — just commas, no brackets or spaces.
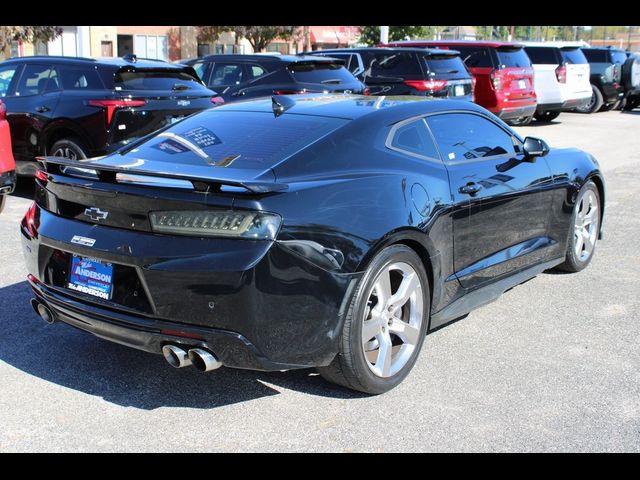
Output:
22,207,360,370
496,104,537,120
0,169,16,194
537,96,591,113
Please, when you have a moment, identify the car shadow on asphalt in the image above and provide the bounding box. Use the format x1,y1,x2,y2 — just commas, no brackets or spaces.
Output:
621,110,639,115
0,281,367,409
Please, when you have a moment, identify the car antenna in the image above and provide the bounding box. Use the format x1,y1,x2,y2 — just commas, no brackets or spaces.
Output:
272,95,296,118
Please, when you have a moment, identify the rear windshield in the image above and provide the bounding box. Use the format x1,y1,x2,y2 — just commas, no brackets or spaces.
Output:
560,48,588,64
582,49,608,63
423,55,468,75
496,47,531,68
126,110,348,169
455,46,494,68
365,51,422,77
288,62,357,84
114,69,205,91
524,47,560,65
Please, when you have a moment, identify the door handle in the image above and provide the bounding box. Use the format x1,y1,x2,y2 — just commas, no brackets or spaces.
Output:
459,182,482,196
36,106,50,113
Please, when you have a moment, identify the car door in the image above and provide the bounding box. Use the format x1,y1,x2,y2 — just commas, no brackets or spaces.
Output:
3,63,61,165
425,112,555,290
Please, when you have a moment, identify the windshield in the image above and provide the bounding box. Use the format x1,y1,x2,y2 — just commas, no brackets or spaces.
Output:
497,47,531,68
114,69,205,91
288,62,357,84
561,48,588,65
120,110,348,170
423,55,468,75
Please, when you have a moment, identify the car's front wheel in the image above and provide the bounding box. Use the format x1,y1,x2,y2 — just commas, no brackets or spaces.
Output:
317,245,429,394
49,138,88,161
557,181,601,272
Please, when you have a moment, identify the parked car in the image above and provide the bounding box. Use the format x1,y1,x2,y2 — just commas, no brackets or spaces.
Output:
384,40,537,125
306,47,474,100
182,54,367,102
23,94,605,394
522,43,592,121
576,47,626,113
621,52,640,111
0,98,16,213
0,54,220,176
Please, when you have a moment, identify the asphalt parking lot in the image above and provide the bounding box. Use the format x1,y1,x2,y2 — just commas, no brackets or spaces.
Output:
0,110,639,452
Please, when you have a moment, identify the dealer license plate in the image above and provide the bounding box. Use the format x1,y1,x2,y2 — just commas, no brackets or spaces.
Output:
67,255,114,300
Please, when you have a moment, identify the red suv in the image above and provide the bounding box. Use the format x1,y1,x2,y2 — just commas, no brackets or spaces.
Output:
0,99,16,213
384,40,538,125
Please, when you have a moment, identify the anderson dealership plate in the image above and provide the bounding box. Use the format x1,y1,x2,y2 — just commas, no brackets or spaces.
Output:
67,255,114,300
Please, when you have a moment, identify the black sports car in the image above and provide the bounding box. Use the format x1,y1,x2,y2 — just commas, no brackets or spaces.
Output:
22,94,605,394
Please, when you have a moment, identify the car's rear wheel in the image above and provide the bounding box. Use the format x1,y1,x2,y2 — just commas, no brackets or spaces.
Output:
622,98,639,111
556,181,601,272
575,85,603,114
50,138,88,161
534,110,560,122
0,195,6,214
317,245,429,394
509,115,533,126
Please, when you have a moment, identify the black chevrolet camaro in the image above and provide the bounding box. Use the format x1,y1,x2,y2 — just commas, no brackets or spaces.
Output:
22,94,605,394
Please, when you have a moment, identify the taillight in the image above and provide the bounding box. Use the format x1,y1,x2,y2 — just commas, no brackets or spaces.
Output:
490,70,503,91
87,99,147,125
555,64,567,84
22,202,39,237
35,169,49,183
404,80,448,91
0,99,6,120
211,96,225,105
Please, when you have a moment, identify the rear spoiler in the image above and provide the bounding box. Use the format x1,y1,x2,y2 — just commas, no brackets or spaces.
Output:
36,156,288,194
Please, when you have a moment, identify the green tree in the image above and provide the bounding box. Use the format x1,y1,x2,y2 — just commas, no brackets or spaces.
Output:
359,26,436,46
0,26,62,55
197,26,301,53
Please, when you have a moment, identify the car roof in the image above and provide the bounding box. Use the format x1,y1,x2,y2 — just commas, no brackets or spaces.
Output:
583,46,626,53
214,93,488,122
186,54,341,64
386,40,525,49
311,47,460,56
3,55,187,70
521,41,589,49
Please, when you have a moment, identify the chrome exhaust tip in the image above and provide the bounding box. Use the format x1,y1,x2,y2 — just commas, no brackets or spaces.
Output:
188,348,222,372
31,299,55,324
162,345,192,368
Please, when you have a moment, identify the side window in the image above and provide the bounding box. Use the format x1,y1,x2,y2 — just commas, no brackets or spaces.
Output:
0,65,19,97
247,64,267,81
58,65,103,90
209,63,243,87
426,113,516,163
15,64,54,96
389,118,440,160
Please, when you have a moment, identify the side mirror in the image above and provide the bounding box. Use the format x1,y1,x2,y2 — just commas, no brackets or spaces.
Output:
523,136,550,159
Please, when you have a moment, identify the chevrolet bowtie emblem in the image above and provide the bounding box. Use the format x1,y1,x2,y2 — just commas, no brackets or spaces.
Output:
84,207,109,221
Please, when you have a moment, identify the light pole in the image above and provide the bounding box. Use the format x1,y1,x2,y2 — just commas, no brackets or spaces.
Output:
380,26,389,45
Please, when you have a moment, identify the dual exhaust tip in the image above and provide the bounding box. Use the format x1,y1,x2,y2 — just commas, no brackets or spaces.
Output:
162,344,222,372
31,299,222,373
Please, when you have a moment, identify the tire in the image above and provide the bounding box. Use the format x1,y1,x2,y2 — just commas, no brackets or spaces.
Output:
556,181,601,273
49,138,88,161
534,110,560,122
0,195,6,214
509,115,534,126
599,100,618,112
623,98,639,111
574,85,603,114
317,245,430,394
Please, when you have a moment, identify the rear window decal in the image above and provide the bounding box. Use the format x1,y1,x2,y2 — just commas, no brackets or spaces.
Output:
183,126,222,148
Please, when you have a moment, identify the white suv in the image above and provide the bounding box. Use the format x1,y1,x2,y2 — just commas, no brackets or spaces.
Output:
523,42,592,122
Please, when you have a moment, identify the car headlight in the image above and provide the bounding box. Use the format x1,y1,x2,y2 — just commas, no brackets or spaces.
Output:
149,210,281,240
